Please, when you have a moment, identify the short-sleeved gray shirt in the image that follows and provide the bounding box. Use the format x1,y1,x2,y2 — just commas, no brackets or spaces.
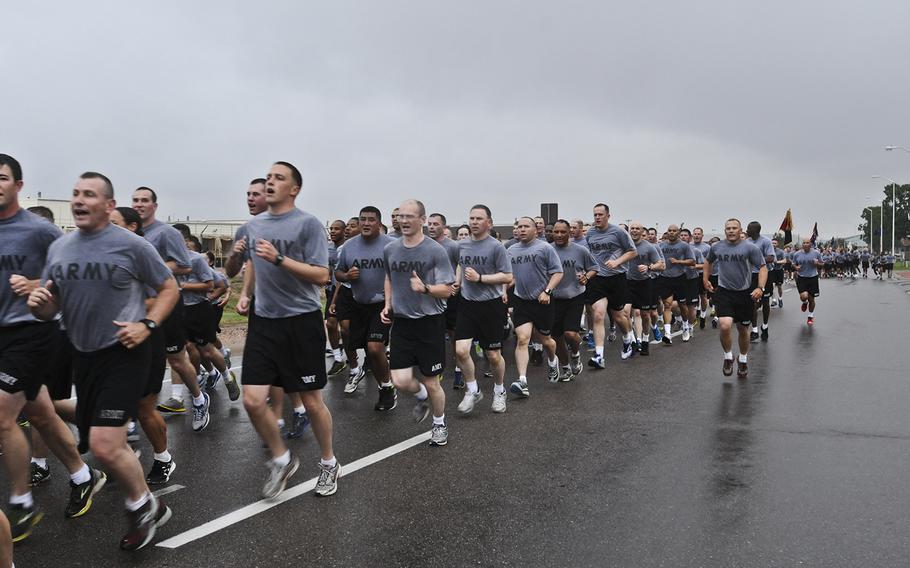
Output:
685,245,704,280
0,209,63,326
244,208,329,318
626,239,662,282
336,234,395,304
659,240,694,278
43,224,173,352
508,239,563,300
791,249,822,278
383,237,455,319
706,240,765,291
458,236,512,302
551,242,596,299
435,237,461,272
585,225,636,276
748,235,775,273
181,251,215,305
691,242,711,272
143,219,191,270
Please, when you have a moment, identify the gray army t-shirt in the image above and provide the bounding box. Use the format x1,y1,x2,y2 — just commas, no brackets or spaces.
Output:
336,234,395,304
706,240,765,291
791,249,822,278
685,245,704,280
0,209,63,326
181,251,215,305
143,219,191,270
551,242,596,299
508,239,563,300
659,240,694,278
458,236,512,302
585,225,636,277
244,208,329,318
626,239,662,282
748,235,775,273
435,237,460,272
43,224,173,352
383,236,455,319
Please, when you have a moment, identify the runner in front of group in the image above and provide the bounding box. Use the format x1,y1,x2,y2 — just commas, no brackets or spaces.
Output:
334,206,397,410
549,219,597,377
507,217,564,396
703,218,768,380
454,205,513,414
28,171,179,550
0,156,107,543
381,200,456,446
791,237,823,326
585,204,638,366
236,161,339,499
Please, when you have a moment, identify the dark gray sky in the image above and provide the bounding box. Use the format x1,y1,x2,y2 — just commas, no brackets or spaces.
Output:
4,1,909,237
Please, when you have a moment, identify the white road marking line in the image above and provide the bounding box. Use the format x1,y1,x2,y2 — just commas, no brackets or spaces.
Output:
153,484,186,498
156,430,432,549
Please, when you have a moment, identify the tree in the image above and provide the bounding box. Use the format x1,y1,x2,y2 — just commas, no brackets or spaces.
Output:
857,183,909,253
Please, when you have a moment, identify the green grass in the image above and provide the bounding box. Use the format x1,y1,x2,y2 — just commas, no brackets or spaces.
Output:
217,278,328,327
895,260,909,271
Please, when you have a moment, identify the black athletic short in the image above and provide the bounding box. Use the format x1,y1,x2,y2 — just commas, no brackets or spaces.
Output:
333,285,355,321
162,299,187,354
184,301,218,346
770,270,784,285
212,300,225,333
443,293,459,330
796,275,820,297
144,328,167,397
750,273,772,299
46,327,74,400
861,261,869,269
685,278,701,306
73,341,150,454
657,275,688,302
551,293,585,337
885,263,894,271
713,287,754,326
389,314,447,378
626,278,655,310
242,310,328,392
707,275,719,299
349,302,391,348
585,274,628,311
510,295,555,336
0,322,55,401
455,297,508,350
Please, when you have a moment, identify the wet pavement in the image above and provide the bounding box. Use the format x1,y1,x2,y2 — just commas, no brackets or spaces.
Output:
7,277,910,567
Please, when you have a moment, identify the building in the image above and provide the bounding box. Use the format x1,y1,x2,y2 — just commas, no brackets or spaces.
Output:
20,194,76,231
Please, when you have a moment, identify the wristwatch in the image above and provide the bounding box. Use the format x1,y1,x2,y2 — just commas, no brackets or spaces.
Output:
544,288,553,296
274,254,285,266
139,318,158,331
423,283,431,294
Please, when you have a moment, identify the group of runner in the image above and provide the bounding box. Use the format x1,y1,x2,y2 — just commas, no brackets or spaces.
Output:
0,153,846,557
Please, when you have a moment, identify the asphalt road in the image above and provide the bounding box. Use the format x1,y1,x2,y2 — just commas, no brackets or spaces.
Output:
7,276,910,567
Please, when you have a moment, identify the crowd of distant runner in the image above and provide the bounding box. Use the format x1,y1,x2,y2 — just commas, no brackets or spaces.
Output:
0,153,902,560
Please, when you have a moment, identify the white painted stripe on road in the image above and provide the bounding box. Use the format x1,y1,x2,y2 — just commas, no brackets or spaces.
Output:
153,484,186,498
156,430,432,549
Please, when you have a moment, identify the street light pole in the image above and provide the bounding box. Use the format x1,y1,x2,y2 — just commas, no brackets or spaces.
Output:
864,207,874,251
872,175,898,256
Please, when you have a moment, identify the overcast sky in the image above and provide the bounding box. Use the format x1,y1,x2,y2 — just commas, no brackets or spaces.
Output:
4,1,909,237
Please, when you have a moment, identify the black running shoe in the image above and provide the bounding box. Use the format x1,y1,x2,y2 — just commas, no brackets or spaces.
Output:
146,459,177,485
29,462,50,487
327,360,348,376
374,386,397,411
284,412,310,439
760,327,768,341
737,361,748,379
662,335,672,346
530,348,543,366
723,359,734,376
699,315,706,329
119,496,171,551
750,331,759,342
65,468,107,518
639,341,650,356
9,504,43,543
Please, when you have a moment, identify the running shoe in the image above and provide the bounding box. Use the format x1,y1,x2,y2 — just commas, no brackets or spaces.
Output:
722,358,734,376
207,369,222,390
222,347,232,369
807,316,814,326
483,369,494,378
374,386,397,412
662,335,673,346
491,392,507,413
652,326,663,342
65,468,107,518
801,301,808,312
191,392,211,432
750,331,759,342
157,397,186,413
284,412,311,438
547,364,560,382
9,504,43,543
737,361,748,379
608,328,617,343
778,299,783,309
343,367,366,394
760,327,769,341
639,341,650,356
225,370,241,401
412,399,430,423
474,341,483,357
126,420,140,442
699,315,706,329
29,461,50,487
146,459,176,485
711,317,718,329
262,455,299,500
570,353,583,376
682,329,690,342
327,360,348,376
119,496,171,551
315,461,340,497
509,380,529,397
429,424,449,446
530,348,543,366
587,356,605,369
621,341,634,359
457,391,483,414
559,366,574,382
453,369,465,390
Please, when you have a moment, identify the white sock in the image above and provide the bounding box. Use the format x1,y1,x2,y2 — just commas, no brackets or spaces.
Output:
467,381,479,394
320,456,337,468
519,375,527,384
154,450,172,462
532,343,543,351
416,383,428,401
595,346,604,358
752,326,758,333
724,351,733,360
294,405,307,416
380,381,393,388
624,331,634,343
808,312,814,317
9,492,33,508
739,354,748,363
349,366,360,375
664,324,671,335
70,463,91,485
454,366,461,372
192,393,205,407
548,357,558,367
272,450,291,468
125,491,151,512
493,384,505,395
31,457,47,469
642,333,649,342
332,348,343,362
277,418,285,428
432,415,445,426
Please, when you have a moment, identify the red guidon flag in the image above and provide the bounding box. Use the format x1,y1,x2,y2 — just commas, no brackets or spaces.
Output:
779,209,793,246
